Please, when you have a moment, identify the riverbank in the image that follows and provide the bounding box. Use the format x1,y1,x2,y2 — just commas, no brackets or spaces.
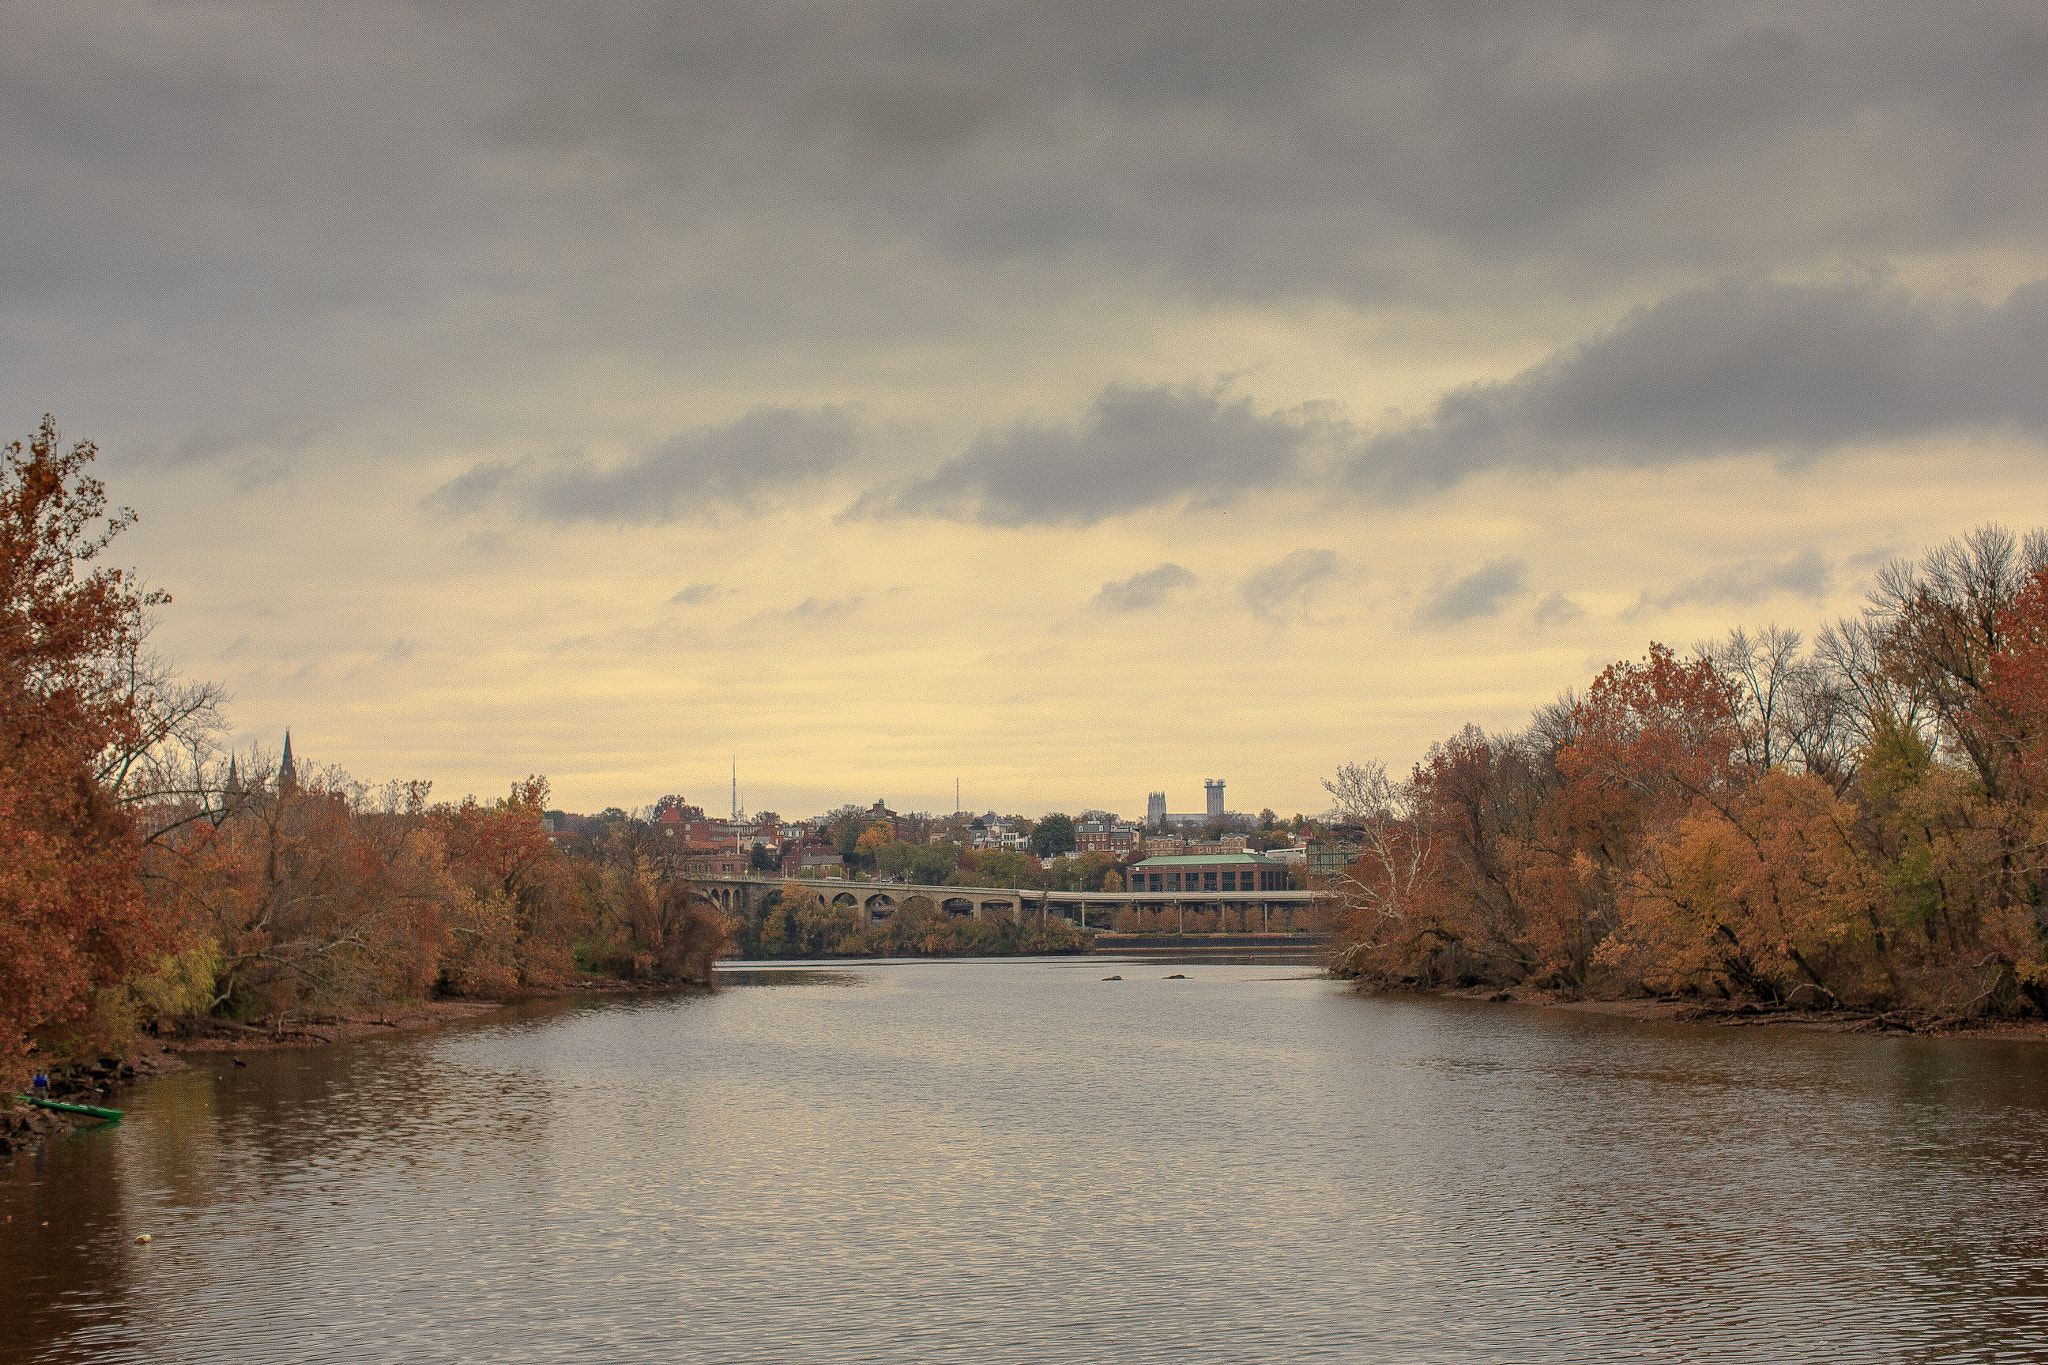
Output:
167,999,508,1053
162,969,727,1056
3,974,718,1157
4,1007,500,1157
1374,981,2048,1040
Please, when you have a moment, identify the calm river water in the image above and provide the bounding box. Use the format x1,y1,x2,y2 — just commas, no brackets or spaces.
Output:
5,959,2047,1364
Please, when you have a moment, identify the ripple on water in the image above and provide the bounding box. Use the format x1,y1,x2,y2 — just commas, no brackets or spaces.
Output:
4,963,2047,1364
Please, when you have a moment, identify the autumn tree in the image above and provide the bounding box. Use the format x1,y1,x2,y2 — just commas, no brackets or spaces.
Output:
0,418,208,1085
156,766,462,1022
1404,726,1555,983
1866,524,2048,800
631,879,731,982
1323,759,1459,983
432,776,584,987
1604,771,1888,1004
1989,564,2048,796
760,881,850,956
1326,529,2048,1018
854,821,894,864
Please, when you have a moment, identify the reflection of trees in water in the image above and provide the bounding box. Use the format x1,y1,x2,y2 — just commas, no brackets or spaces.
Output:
1,1120,140,1356
1394,1015,2048,1358
15,981,2048,1362
36,1033,567,1357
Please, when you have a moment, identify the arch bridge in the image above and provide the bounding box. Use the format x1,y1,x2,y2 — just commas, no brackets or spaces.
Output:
683,874,1317,931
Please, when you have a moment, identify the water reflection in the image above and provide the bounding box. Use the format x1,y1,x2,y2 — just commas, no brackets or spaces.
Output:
4,965,2045,1364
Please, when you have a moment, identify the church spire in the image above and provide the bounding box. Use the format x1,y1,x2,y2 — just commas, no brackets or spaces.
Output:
279,729,297,793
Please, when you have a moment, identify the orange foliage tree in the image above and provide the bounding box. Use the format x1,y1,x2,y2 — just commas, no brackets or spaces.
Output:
0,419,174,1086
431,776,583,989
1602,771,1888,1004
160,771,460,1023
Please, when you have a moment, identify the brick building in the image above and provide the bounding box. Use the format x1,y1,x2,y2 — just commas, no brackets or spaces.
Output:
1075,821,1143,855
683,850,750,877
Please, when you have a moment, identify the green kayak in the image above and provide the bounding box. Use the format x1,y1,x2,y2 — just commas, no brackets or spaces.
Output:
16,1094,123,1121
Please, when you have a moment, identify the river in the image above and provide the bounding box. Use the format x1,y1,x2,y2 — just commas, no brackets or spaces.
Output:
4,959,2046,1363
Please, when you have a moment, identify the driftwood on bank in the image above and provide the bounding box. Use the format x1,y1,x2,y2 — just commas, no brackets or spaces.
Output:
183,1016,332,1044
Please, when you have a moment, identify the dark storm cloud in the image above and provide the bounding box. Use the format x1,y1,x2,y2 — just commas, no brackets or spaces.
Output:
850,385,1321,527
1093,563,1198,613
1417,559,1526,626
426,406,859,524
470,0,2048,302
1629,550,1830,616
1353,277,2048,494
3,0,2046,493
1240,550,1345,621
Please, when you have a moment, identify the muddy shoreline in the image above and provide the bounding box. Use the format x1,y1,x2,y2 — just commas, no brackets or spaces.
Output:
1367,980,2048,1041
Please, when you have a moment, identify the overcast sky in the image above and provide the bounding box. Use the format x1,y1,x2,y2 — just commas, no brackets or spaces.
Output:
6,0,2045,819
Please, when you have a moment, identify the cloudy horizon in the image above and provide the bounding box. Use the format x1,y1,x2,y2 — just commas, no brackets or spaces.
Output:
5,0,2044,818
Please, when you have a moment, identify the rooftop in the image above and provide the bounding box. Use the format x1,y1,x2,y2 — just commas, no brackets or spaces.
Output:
1131,853,1281,867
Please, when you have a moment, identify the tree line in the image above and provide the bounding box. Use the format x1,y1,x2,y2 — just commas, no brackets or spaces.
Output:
740,884,1088,957
1328,524,2048,1022
1,421,728,1092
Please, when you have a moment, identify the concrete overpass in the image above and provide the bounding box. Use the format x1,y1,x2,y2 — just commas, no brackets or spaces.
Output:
684,874,1319,932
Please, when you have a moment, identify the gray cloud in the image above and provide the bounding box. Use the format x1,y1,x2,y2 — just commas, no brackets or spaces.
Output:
1240,549,1344,621
473,1,2048,306
724,593,866,635
1093,563,1197,613
670,582,723,606
1418,558,1527,626
158,414,319,468
1532,592,1586,627
7,1,2046,499
427,406,859,524
852,384,1322,527
774,595,863,623
1631,550,1830,615
1354,277,2048,495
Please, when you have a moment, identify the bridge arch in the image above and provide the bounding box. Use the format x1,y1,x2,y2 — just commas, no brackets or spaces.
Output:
830,891,858,909
941,897,975,919
979,900,1014,919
